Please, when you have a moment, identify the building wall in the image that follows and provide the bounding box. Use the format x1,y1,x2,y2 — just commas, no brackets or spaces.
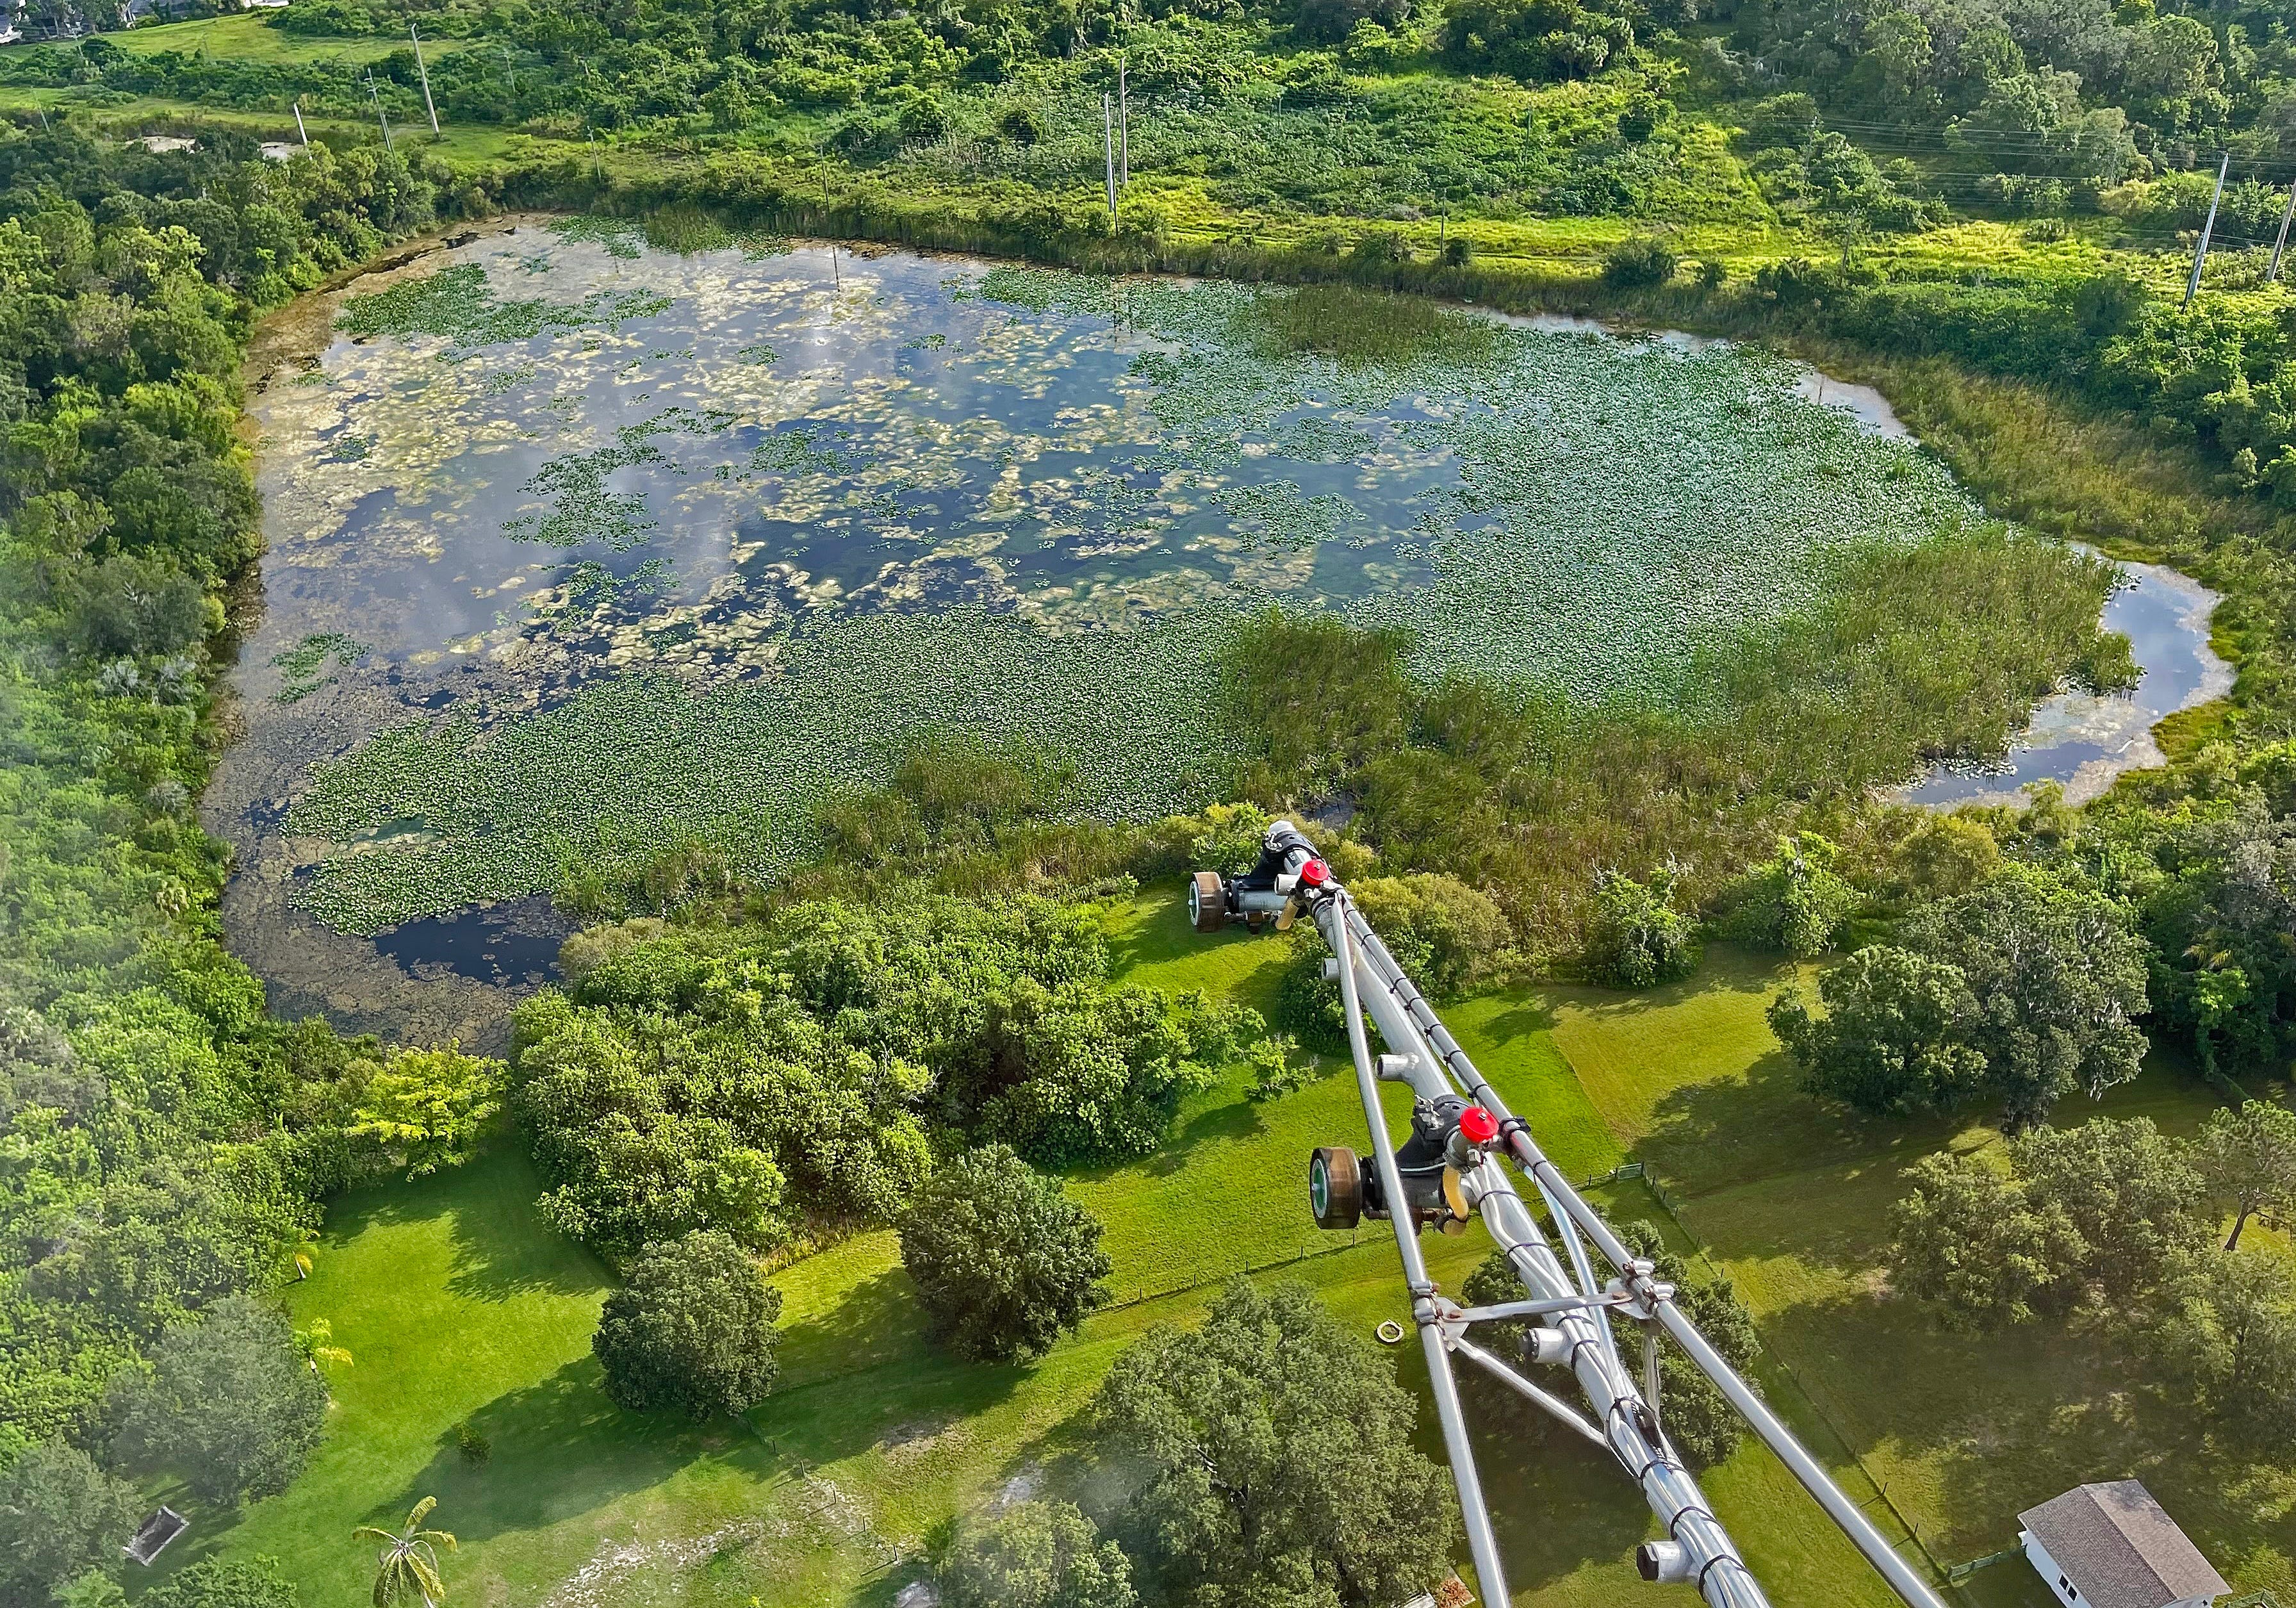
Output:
2021,1531,2083,1607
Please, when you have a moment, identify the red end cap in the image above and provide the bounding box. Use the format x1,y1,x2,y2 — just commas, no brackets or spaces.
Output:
1458,1106,1499,1145
1299,858,1331,888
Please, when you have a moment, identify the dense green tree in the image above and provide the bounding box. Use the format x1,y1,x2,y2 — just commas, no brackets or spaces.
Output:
2158,1251,2296,1449
140,1556,302,1608
592,1231,782,1420
2014,1117,2210,1303
2142,812,2296,1083
347,1044,505,1179
110,1296,329,1507
0,1441,141,1605
1903,869,2150,1129
1095,1278,1457,1607
937,1499,1135,1608
2195,1102,2296,1251
1887,1151,2083,1329
1718,833,1860,957
1889,1118,2212,1327
899,1145,1111,1364
1769,946,1986,1116
518,898,1255,1261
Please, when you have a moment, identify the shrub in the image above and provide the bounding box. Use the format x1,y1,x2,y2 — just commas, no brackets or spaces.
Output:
1600,235,1677,289
593,1229,783,1419
455,1422,491,1466
1582,867,1696,987
1245,1034,1316,1101
1186,801,1275,876
997,104,1046,145
899,1145,1111,1363
896,97,954,146
0,1441,141,1605
140,1557,300,1608
1714,833,1860,956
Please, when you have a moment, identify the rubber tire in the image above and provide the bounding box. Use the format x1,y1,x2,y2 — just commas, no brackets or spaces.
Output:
1190,871,1227,933
1308,1146,1363,1230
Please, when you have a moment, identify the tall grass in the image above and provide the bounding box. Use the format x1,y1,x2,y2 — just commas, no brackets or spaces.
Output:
1229,524,2124,951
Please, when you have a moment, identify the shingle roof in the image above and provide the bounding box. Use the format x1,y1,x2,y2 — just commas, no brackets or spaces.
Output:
2019,1481,2230,1608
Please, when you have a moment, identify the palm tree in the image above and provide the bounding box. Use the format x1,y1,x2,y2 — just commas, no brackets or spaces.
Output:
355,1497,456,1607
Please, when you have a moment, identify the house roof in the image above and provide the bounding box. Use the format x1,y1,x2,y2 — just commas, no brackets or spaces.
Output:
2019,1482,2231,1608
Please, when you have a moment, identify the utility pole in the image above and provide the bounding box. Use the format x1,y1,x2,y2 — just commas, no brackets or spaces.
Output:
292,97,308,147
2270,180,2296,284
367,70,392,152
1117,54,1129,191
1103,92,1117,226
411,24,439,136
2184,151,2229,309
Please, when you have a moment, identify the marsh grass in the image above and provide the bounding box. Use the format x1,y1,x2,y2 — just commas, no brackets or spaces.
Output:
1247,281,1502,368
1232,522,2126,950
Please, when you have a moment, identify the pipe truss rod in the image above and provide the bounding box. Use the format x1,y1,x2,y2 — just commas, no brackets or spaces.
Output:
1331,908,1513,1604
1329,892,1948,1608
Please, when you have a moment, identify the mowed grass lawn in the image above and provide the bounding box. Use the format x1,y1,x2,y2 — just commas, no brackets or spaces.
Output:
158,890,2285,1607
1546,948,2296,1605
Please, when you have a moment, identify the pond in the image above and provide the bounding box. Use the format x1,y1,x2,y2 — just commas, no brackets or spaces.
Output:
202,217,2218,1046
1892,554,2233,809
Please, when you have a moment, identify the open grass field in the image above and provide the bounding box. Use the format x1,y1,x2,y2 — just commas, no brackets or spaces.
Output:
143,887,2286,1608
141,889,1899,1607
99,13,471,64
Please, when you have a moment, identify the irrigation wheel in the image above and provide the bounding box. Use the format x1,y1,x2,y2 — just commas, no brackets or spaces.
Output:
1189,871,1227,933
1308,1146,1363,1230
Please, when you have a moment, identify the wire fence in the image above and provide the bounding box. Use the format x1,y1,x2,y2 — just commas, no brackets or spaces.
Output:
1104,1227,1372,1313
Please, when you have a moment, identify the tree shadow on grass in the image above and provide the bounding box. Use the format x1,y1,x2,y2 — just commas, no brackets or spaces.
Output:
1474,997,1556,1044
379,1354,755,1544
1746,1287,2296,1565
1141,1096,1267,1176
1636,1044,1959,1202
775,1267,931,1391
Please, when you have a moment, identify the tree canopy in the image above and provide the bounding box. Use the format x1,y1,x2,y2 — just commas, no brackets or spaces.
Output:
1769,945,1987,1117
109,1295,330,1507
899,1145,1112,1365
937,1499,1136,1608
516,898,1259,1263
1903,869,2150,1129
592,1229,783,1420
1095,1278,1457,1607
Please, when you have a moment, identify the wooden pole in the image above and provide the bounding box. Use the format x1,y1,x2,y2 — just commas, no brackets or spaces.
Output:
411,25,440,135
2269,181,2296,284
2183,151,2229,309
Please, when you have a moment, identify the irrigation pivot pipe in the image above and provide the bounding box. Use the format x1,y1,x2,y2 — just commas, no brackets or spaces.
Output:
1189,822,1951,1608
